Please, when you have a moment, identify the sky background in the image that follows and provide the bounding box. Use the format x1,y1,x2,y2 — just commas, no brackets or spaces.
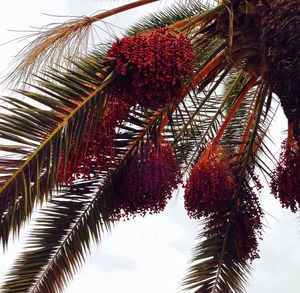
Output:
0,1,300,293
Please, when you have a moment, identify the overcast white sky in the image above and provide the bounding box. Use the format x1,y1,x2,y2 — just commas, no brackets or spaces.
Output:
0,1,300,293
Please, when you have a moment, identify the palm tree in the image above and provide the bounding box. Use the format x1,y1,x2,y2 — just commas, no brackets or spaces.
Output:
0,0,299,292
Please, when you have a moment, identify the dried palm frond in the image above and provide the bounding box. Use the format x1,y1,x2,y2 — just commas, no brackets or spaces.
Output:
3,0,158,90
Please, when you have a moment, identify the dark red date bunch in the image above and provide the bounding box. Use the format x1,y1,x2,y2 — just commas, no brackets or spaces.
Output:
270,136,300,212
184,150,236,219
106,28,195,108
113,143,182,220
184,145,263,261
58,99,129,183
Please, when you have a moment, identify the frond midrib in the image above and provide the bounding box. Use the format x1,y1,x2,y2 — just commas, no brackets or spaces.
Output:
0,73,113,195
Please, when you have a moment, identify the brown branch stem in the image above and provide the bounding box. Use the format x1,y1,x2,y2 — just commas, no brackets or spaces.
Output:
90,0,158,23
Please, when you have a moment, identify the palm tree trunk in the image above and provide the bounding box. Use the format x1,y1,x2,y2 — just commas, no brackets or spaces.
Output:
219,0,300,142
262,0,300,141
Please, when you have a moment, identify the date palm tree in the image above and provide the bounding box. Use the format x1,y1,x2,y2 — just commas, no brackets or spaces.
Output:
0,0,299,292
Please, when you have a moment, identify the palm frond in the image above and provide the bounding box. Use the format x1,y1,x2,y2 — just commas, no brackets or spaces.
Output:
0,51,113,247
3,0,159,89
182,218,251,293
222,77,278,177
1,179,113,293
164,38,227,167
126,0,219,35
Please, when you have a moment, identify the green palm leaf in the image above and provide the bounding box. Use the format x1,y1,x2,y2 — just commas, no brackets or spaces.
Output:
182,217,251,293
1,180,112,293
127,0,219,35
0,52,113,247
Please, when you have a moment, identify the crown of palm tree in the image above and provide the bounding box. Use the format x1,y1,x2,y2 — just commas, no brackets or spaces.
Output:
0,0,299,292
